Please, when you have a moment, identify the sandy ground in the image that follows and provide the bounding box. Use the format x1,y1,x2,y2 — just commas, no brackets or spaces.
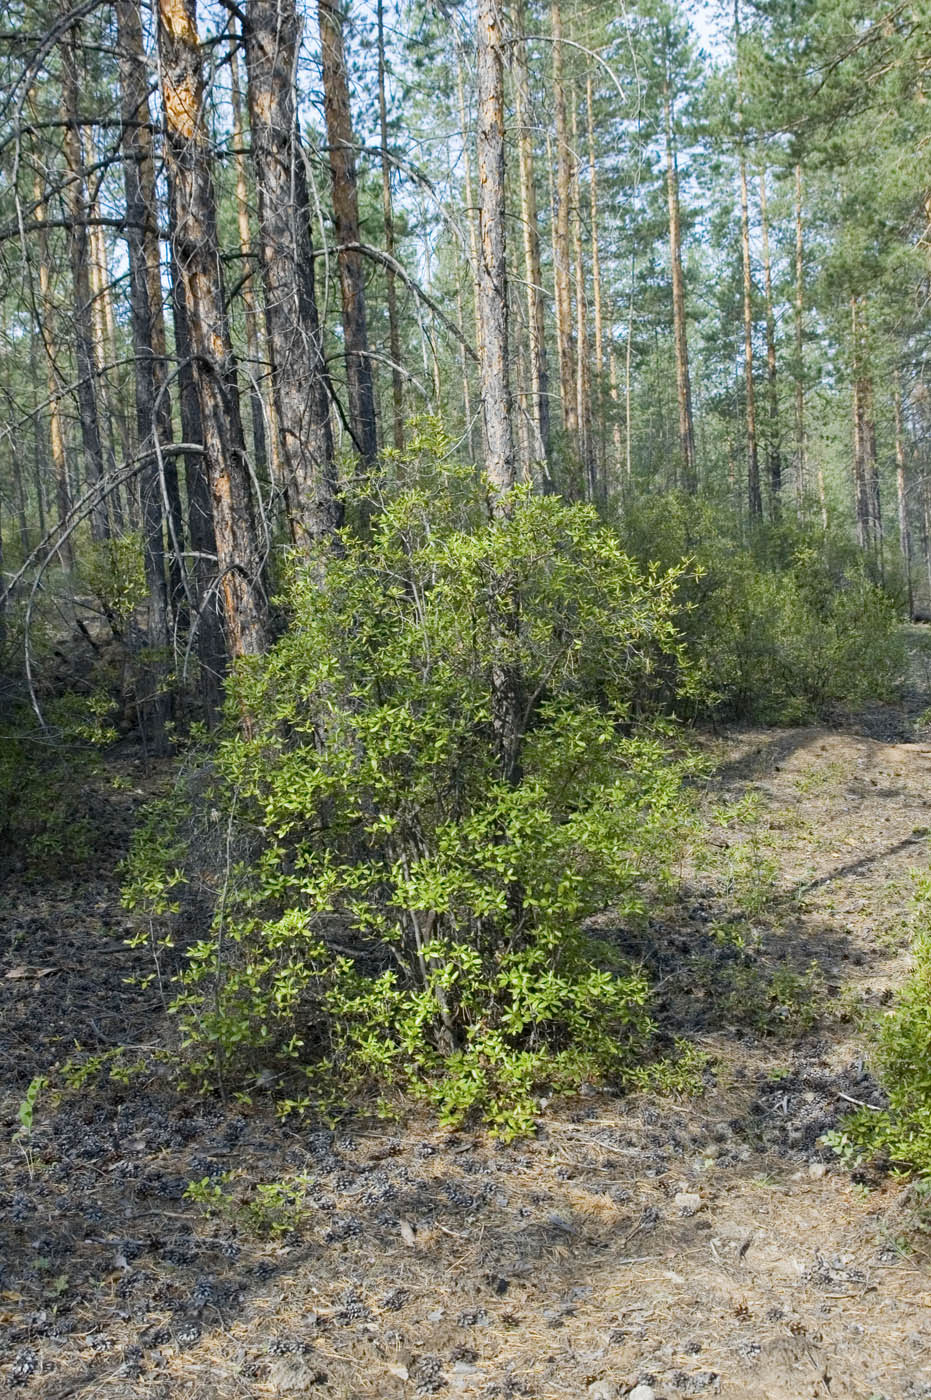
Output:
4,689,931,1398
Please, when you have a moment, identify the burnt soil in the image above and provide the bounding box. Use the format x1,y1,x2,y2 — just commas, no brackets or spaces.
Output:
5,634,931,1399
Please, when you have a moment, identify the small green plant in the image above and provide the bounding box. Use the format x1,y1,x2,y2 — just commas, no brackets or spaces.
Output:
184,1174,234,1215
13,1074,48,1176
830,873,931,1176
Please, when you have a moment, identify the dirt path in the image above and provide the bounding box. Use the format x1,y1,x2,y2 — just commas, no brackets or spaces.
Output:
3,695,931,1398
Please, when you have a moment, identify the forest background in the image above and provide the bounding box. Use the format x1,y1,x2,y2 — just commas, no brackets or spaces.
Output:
1,0,931,1152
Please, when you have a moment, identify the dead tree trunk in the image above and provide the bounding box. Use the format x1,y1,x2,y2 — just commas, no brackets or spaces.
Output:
377,0,404,451
60,22,109,541
663,59,695,492
758,166,782,509
512,0,550,478
318,0,378,467
118,0,173,750
476,0,521,794
229,43,269,479
894,371,913,616
738,146,761,520
245,0,343,548
550,3,577,450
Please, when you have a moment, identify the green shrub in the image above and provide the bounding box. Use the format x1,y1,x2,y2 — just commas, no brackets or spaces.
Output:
620,494,905,722
827,873,931,1176
125,446,700,1135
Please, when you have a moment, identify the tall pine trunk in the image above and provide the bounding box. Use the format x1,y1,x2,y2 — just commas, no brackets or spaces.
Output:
245,0,342,548
512,0,550,478
230,44,269,480
318,0,378,466
117,0,172,751
550,4,577,449
738,146,761,519
663,59,695,492
758,166,782,508
60,23,109,541
377,0,404,451
476,0,520,794
158,0,268,659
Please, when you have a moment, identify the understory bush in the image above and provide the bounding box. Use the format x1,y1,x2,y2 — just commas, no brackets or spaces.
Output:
828,873,931,1177
125,446,700,1135
620,494,905,722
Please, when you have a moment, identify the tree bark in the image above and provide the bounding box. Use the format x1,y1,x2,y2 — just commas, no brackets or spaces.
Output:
318,0,378,466
168,201,225,721
60,21,109,541
229,42,269,480
476,0,521,798
550,3,576,448
570,90,594,499
794,163,807,515
586,73,605,485
476,0,514,504
512,0,550,478
663,59,695,492
32,169,73,570
158,0,269,659
894,370,913,616
118,0,173,751
377,0,404,452
245,0,343,548
758,165,782,509
738,146,761,519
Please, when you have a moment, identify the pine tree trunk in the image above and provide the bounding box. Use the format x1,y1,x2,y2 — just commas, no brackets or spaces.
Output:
377,0,404,452
738,147,761,519
663,65,695,491
158,0,269,659
758,166,782,509
550,3,577,448
570,91,594,499
32,169,73,570
118,0,173,751
894,371,913,616
318,0,378,466
794,163,807,515
586,73,605,486
60,23,109,541
168,203,225,721
476,0,520,796
456,49,483,452
230,44,269,479
512,0,550,478
246,0,343,548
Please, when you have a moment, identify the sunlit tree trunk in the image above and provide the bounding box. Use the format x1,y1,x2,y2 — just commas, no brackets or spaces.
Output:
229,43,268,480
570,91,594,498
168,202,225,721
318,0,378,466
512,0,550,478
663,58,695,491
476,0,520,796
158,0,269,659
60,22,109,541
586,73,605,485
550,3,576,448
246,0,342,548
32,170,73,569
794,163,808,516
118,0,173,750
377,0,404,451
894,370,913,616
738,147,761,520
758,166,781,510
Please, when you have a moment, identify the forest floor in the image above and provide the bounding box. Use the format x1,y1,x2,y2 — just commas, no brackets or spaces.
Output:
5,634,931,1399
